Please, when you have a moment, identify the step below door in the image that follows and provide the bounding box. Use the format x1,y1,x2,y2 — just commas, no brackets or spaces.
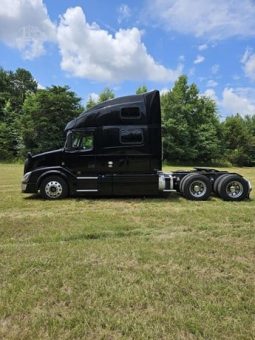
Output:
76,176,98,193
76,175,113,195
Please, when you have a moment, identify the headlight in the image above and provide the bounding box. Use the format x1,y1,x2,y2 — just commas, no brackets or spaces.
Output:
23,171,32,182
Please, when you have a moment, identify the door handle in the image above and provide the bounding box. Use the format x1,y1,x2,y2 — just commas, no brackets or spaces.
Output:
108,161,113,168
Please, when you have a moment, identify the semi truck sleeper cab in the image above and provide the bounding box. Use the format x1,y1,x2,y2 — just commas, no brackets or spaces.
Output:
22,90,252,201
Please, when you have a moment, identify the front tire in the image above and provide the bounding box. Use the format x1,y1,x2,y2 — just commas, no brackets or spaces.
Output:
40,176,68,199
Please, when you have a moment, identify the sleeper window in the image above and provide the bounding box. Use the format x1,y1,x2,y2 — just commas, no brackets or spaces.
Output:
120,128,143,145
121,107,141,119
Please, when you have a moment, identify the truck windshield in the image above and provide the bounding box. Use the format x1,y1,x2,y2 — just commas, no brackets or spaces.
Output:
66,131,93,151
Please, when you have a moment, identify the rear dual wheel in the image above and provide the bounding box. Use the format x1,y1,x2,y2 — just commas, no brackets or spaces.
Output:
214,174,249,201
180,174,212,201
213,174,229,194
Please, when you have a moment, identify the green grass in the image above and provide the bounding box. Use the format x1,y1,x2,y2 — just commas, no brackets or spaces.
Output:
0,164,254,339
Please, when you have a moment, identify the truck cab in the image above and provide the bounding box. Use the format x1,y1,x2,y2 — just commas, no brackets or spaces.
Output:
22,90,251,201
22,91,163,198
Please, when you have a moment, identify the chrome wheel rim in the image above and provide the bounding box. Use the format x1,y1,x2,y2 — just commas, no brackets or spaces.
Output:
189,180,207,198
226,181,243,198
45,181,62,198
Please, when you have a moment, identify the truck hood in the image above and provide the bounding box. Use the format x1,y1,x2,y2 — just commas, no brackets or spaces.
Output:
24,149,64,173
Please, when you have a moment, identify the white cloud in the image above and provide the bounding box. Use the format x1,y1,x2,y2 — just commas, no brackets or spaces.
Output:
194,55,205,64
241,49,255,81
211,64,220,75
88,92,99,102
203,87,255,116
117,4,131,24
222,88,255,116
160,87,169,95
203,88,218,101
147,0,255,40
57,7,183,83
0,0,56,59
206,80,218,88
37,82,45,89
198,44,207,51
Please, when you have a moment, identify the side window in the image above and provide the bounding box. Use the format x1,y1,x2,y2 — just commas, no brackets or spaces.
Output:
80,135,93,150
120,128,143,145
71,132,93,150
121,107,141,119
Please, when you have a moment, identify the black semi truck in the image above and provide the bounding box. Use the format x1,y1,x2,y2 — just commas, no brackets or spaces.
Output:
22,90,252,200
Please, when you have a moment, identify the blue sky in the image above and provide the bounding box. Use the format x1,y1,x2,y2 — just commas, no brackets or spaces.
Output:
0,0,255,118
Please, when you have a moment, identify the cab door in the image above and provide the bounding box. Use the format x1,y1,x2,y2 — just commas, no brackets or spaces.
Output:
64,130,99,193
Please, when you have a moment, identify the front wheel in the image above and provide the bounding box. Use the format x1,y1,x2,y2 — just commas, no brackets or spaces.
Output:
40,176,68,199
181,174,212,201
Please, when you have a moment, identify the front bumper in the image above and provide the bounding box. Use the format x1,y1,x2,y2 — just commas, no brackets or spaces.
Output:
21,181,37,193
21,182,27,192
21,172,37,193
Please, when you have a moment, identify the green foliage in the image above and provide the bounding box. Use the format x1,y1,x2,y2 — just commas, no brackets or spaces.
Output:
86,96,97,110
9,68,38,111
0,68,37,159
136,85,148,94
0,67,37,114
222,114,255,166
22,86,83,153
98,87,115,103
0,66,254,166
85,88,115,110
162,75,222,163
0,68,11,120
0,101,23,160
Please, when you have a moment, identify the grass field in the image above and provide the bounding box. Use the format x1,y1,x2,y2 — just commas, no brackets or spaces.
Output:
0,164,254,339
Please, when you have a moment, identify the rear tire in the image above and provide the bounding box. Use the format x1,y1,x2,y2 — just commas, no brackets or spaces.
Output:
218,174,249,201
180,173,193,193
213,174,229,195
40,176,68,199
181,174,212,201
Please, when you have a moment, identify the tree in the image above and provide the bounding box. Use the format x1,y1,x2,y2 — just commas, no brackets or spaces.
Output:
98,88,115,103
86,96,97,110
0,68,37,114
0,67,37,159
9,68,37,111
22,86,83,154
223,114,254,166
0,68,11,119
0,101,22,159
85,88,115,110
244,115,255,135
162,75,222,163
136,85,148,94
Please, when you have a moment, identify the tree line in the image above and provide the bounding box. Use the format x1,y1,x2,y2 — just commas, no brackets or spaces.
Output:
0,67,254,166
